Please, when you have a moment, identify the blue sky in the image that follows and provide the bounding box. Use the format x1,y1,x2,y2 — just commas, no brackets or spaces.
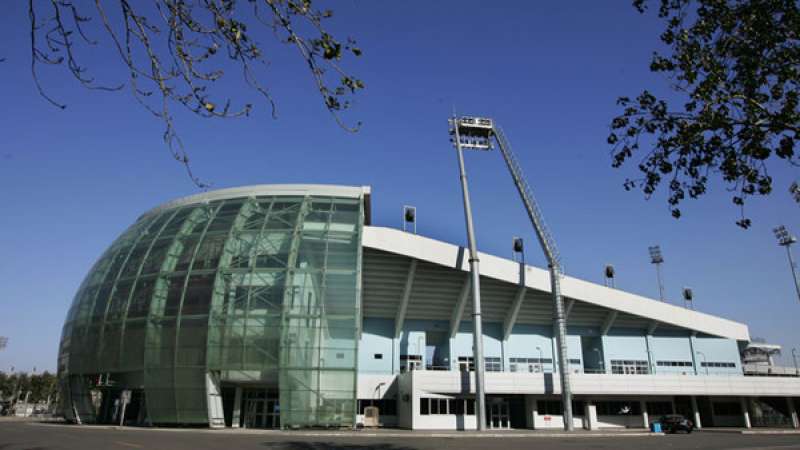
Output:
0,1,797,372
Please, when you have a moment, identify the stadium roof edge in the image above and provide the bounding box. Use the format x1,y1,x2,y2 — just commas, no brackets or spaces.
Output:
363,225,750,341
140,184,372,219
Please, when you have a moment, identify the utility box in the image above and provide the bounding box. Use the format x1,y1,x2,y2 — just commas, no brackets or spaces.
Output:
363,406,380,427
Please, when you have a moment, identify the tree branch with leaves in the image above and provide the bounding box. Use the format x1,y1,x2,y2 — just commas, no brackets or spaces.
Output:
609,0,799,228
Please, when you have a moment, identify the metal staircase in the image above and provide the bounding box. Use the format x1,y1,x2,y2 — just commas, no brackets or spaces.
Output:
493,127,561,268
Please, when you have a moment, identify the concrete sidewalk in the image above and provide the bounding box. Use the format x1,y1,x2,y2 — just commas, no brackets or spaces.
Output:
700,427,800,435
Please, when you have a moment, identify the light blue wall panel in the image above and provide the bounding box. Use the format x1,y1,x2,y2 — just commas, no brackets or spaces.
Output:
358,318,394,374
454,321,504,359
603,329,649,369
506,324,553,358
650,331,694,374
692,336,743,375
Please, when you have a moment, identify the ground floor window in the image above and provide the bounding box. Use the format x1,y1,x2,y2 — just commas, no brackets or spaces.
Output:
420,397,475,416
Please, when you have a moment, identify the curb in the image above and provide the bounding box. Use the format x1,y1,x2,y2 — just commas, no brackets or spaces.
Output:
25,422,664,438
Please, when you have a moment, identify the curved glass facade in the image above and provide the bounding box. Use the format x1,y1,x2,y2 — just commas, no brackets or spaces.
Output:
57,190,364,427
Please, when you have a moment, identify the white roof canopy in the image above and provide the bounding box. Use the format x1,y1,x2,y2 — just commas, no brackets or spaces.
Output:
362,226,750,341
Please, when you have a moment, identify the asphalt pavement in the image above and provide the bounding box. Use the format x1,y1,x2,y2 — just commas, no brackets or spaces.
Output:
1,420,799,450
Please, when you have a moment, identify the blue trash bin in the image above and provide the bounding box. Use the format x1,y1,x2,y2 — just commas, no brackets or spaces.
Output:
650,422,662,433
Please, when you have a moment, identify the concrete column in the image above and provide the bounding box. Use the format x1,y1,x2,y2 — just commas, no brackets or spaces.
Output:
641,400,649,429
231,387,243,428
584,402,597,430
691,396,702,429
787,397,799,429
741,397,751,429
689,334,699,375
529,397,538,429
645,335,655,374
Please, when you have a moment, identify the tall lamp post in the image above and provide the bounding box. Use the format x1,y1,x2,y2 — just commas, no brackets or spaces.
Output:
450,116,488,431
649,246,666,301
792,348,798,376
773,226,800,303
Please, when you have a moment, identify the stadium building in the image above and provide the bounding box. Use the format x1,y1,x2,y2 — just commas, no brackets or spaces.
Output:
58,184,800,430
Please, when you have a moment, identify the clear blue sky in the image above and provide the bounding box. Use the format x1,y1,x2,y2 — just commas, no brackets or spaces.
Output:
0,1,797,373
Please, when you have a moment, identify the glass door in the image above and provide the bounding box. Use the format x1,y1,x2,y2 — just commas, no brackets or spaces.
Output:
488,399,510,429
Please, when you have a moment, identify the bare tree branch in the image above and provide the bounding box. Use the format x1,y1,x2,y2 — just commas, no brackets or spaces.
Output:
27,0,364,188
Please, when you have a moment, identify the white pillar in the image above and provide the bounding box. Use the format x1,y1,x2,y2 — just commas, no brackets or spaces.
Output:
741,397,751,429
641,400,649,429
531,397,539,429
788,397,799,429
585,402,597,430
231,387,243,428
691,396,702,429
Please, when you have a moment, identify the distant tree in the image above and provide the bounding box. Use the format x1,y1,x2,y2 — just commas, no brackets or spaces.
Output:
0,371,58,404
608,0,799,228
19,1,363,187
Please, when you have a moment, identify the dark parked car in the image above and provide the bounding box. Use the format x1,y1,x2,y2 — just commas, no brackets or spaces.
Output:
659,414,694,433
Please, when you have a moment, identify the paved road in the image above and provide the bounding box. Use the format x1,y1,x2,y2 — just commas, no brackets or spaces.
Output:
1,422,799,450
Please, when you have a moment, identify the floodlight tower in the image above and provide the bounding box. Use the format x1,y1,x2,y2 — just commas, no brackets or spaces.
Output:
448,116,574,431
449,115,492,430
649,245,666,302
773,226,800,303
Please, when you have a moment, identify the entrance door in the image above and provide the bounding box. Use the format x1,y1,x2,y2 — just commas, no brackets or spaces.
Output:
242,389,280,429
488,399,510,429
244,398,266,428
265,398,280,428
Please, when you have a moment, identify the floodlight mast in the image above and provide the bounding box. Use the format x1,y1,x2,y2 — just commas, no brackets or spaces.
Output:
449,116,488,431
451,116,574,431
774,226,800,303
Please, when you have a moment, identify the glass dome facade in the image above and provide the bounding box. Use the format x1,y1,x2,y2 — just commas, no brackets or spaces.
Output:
57,187,365,427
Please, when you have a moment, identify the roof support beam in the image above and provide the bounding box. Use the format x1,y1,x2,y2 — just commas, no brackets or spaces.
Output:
601,311,618,335
647,321,659,335
503,286,527,341
565,298,576,318
449,275,471,338
395,259,418,338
